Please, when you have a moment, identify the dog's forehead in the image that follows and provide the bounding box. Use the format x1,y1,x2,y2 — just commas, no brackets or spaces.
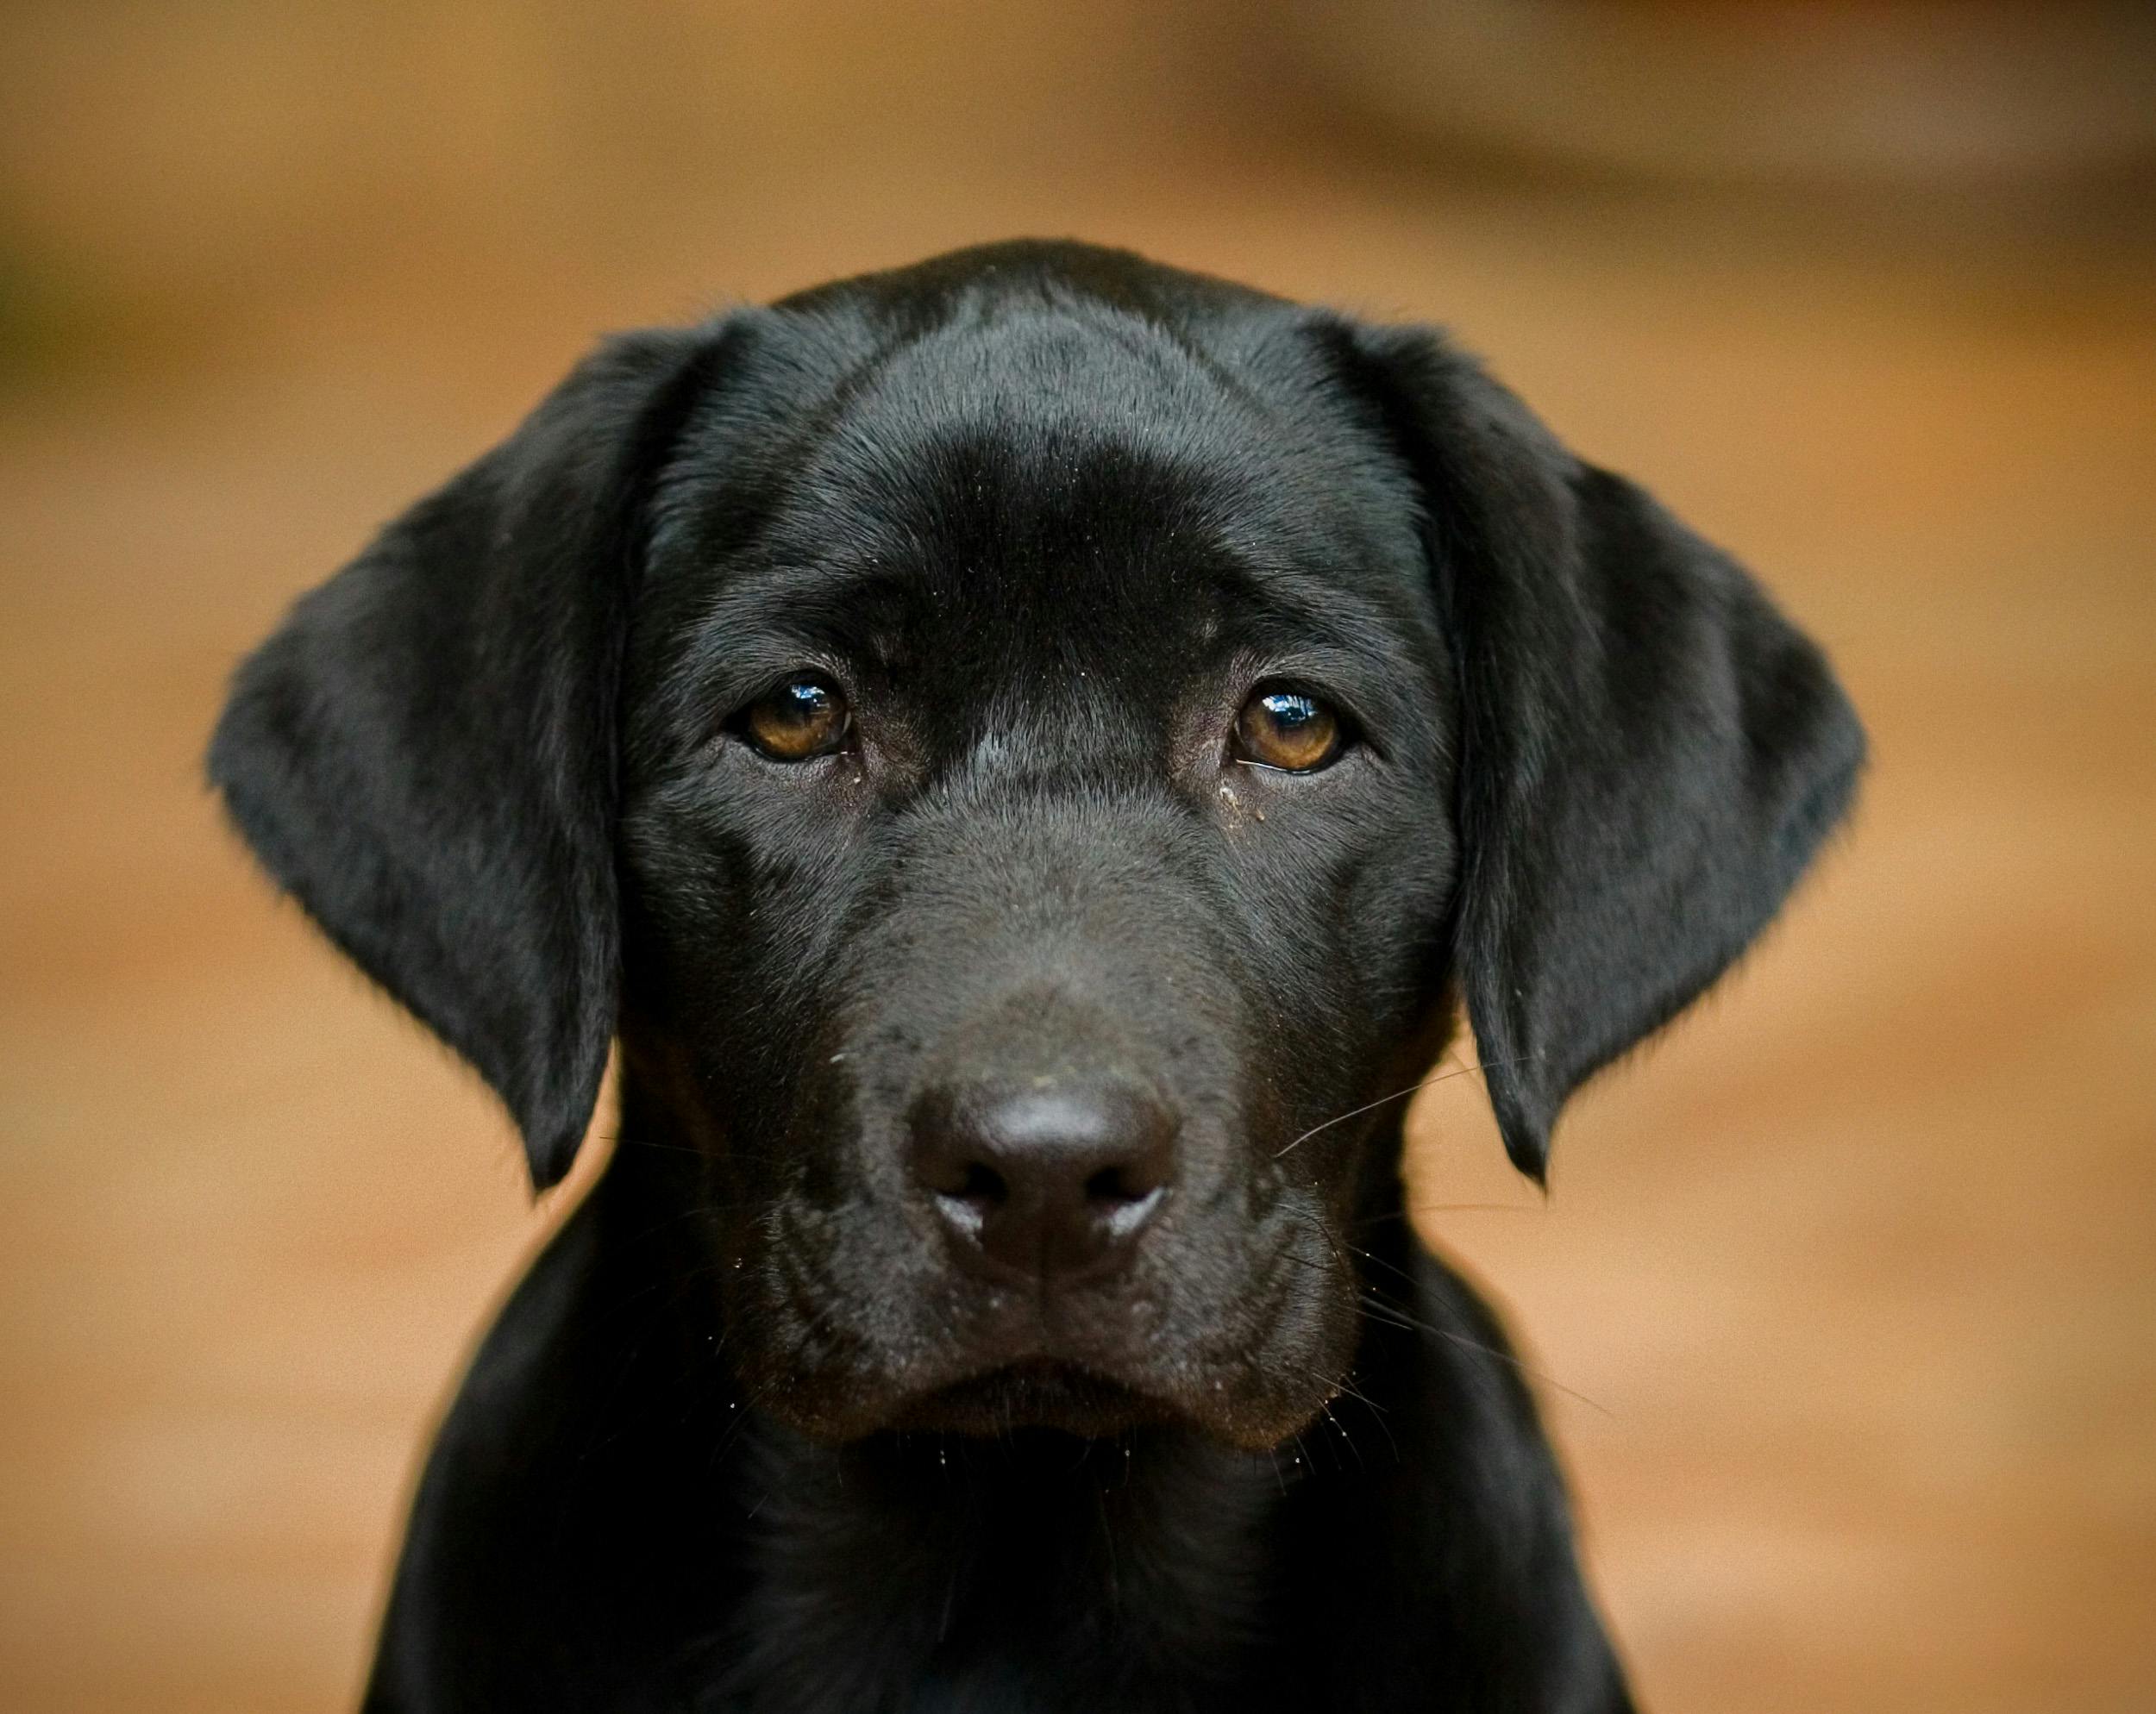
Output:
668,292,1424,656
805,316,1285,626
819,303,1276,482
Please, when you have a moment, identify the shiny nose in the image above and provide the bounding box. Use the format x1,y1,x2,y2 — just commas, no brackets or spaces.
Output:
907,1075,1177,1285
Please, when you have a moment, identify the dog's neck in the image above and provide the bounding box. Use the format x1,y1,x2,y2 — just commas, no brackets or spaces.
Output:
709,1417,1286,1708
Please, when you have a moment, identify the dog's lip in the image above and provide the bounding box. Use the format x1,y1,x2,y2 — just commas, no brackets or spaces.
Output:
881,1356,1176,1436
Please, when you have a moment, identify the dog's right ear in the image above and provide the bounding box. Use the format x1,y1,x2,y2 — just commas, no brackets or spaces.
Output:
209,324,727,1189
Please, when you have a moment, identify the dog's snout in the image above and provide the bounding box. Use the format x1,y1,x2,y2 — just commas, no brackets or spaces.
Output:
907,1075,1176,1284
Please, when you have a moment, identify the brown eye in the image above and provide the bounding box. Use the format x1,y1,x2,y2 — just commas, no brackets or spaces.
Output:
1232,688,1344,773
743,675,849,761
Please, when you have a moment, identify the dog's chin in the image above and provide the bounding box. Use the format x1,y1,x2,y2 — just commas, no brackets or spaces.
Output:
882,1361,1175,1438
757,1354,1337,1451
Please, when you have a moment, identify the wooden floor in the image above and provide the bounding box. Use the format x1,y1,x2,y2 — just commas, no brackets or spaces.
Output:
3,21,2153,1710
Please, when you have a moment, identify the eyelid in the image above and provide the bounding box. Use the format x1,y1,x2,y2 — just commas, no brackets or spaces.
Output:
1246,677,1363,737
721,664,846,725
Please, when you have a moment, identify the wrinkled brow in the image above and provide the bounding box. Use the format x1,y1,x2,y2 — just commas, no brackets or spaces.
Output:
628,557,914,755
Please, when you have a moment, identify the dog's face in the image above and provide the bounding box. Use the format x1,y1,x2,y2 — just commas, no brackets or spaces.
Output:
210,243,1861,1450
617,297,1458,1442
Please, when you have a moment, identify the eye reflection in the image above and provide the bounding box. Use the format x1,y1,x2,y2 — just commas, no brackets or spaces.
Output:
743,675,850,761
1232,688,1344,773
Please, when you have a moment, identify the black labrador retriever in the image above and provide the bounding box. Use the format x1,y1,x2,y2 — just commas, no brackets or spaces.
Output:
210,241,1861,1713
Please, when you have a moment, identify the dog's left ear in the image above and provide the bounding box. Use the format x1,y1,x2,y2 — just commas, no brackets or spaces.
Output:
209,325,725,1189
1329,319,1865,1181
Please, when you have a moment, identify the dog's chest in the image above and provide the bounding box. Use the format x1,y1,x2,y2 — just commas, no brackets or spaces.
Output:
704,1435,1287,1713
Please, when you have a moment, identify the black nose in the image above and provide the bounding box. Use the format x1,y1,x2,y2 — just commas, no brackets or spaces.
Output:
907,1075,1177,1285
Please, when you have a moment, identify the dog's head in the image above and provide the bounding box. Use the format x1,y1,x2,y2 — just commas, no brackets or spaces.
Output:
211,242,1860,1448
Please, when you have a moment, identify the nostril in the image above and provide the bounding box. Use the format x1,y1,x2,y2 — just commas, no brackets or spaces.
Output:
918,1148,1007,1209
956,1160,1006,1208
1083,1163,1151,1206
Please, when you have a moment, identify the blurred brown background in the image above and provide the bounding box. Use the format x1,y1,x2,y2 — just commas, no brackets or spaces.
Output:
3,3,2153,1710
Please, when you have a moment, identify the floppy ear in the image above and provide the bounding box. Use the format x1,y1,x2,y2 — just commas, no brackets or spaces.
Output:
1333,321,1864,1181
209,326,724,1189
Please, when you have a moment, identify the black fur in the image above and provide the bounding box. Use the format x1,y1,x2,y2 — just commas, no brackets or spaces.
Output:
210,241,1862,1713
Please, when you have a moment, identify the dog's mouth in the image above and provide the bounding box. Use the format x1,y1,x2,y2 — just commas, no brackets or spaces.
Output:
735,1190,1356,1448
883,1359,1176,1438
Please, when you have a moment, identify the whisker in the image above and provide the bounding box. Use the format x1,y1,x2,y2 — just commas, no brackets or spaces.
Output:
1357,1203,1544,1227
1433,1327,1613,1418
1271,1054,1534,1160
1308,1366,1400,1460
1355,1302,1427,1343
600,1134,711,1160
1318,1398,1363,1471
1355,1289,1614,1419
1307,1365,1389,1417
708,1378,777,1476
1344,1242,1420,1294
